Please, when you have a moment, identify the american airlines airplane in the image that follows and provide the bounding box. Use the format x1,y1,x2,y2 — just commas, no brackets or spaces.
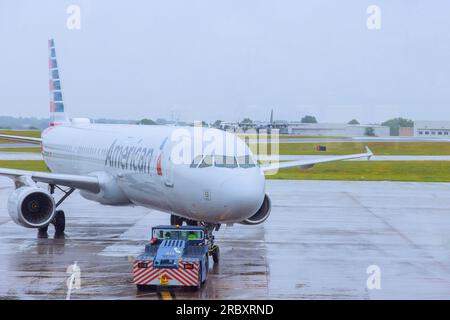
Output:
0,39,372,262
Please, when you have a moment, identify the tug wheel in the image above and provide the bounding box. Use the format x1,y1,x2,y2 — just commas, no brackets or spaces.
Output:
198,265,203,287
202,254,209,284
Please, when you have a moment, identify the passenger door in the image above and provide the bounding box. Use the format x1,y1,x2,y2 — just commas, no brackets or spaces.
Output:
164,154,174,188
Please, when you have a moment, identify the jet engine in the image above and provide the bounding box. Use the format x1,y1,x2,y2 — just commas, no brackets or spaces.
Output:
8,187,55,228
240,194,271,225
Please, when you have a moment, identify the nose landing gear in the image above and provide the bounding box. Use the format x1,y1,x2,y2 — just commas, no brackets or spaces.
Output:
210,244,220,263
170,214,184,226
205,223,221,264
170,214,201,226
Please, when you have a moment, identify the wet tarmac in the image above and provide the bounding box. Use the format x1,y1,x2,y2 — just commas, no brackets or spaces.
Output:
0,178,449,299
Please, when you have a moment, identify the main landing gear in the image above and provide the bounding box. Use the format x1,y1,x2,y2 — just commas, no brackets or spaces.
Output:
38,184,74,237
169,214,221,263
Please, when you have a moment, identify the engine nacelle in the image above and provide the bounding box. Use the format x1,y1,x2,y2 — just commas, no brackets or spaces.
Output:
79,171,130,205
8,187,55,228
240,194,271,225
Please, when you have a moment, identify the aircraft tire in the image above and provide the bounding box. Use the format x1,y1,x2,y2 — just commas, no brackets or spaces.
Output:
38,225,49,238
54,210,65,234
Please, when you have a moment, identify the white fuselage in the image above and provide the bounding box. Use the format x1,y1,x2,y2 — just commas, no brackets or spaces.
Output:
41,123,266,224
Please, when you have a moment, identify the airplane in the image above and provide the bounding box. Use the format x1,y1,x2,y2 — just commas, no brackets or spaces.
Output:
0,39,373,262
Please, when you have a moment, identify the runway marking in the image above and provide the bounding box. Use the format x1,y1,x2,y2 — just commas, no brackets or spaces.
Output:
159,290,173,300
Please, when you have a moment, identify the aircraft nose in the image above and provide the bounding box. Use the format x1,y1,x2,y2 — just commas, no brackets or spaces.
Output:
220,171,265,220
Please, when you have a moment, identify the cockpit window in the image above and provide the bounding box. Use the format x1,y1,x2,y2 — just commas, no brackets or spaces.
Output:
215,155,238,168
190,155,203,168
193,154,255,168
237,155,256,168
199,155,213,168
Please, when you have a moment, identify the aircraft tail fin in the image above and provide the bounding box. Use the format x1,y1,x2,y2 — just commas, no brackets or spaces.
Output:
48,39,69,126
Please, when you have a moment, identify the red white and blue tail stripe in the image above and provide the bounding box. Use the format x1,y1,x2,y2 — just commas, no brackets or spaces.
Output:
48,39,68,126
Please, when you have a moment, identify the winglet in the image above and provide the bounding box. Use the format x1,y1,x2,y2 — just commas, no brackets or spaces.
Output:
365,146,373,160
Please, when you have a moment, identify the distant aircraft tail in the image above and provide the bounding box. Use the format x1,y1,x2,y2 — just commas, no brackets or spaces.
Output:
48,39,69,126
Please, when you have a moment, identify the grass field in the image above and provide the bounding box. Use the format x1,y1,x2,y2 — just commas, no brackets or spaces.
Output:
0,160,48,172
266,161,450,182
1,160,450,182
250,141,450,156
0,148,41,153
0,130,41,144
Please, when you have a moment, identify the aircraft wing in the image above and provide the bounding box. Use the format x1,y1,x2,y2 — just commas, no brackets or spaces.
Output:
261,146,373,173
0,168,100,193
0,134,42,144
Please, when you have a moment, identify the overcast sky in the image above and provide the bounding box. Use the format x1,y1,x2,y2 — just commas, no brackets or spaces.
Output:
0,0,449,123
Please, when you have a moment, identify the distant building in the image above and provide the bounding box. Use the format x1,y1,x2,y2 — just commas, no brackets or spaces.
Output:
217,110,390,137
399,127,414,136
219,121,240,131
414,120,450,137
345,124,390,137
287,123,390,137
255,120,289,134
